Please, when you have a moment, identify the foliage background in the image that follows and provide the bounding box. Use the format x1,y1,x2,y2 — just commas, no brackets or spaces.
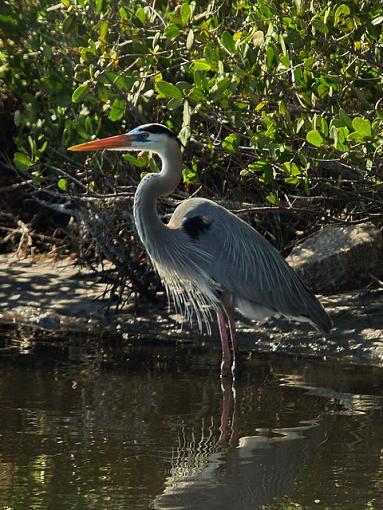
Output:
1,0,383,296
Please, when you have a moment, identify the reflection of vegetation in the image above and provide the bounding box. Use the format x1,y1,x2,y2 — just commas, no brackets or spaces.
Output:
31,454,49,485
0,455,52,509
1,0,383,287
0,355,383,508
263,498,377,509
262,503,304,510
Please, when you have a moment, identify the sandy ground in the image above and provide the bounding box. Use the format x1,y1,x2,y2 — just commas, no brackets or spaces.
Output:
1,254,383,366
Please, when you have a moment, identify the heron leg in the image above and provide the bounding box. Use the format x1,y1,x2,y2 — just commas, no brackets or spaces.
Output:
218,378,233,444
217,379,238,446
228,314,240,380
217,309,231,378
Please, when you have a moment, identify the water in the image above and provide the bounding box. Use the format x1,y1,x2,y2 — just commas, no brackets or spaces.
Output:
1,329,383,509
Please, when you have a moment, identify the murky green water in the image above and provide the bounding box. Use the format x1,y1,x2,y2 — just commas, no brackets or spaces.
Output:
0,329,383,509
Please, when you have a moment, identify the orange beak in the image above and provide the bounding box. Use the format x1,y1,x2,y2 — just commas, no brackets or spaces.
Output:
68,133,134,152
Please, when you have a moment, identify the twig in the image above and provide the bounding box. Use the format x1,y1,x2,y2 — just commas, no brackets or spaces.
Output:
0,180,33,193
46,165,87,191
32,194,75,215
0,225,65,244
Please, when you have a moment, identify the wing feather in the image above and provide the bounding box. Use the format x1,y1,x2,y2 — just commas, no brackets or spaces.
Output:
178,198,331,332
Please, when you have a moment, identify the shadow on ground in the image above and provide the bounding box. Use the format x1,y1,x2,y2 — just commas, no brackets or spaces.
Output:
1,254,383,365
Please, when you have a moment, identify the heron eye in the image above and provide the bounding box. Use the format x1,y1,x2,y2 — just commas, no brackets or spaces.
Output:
141,132,149,139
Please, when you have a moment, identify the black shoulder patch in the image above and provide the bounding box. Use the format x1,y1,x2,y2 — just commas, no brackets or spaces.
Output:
183,215,212,240
138,124,183,146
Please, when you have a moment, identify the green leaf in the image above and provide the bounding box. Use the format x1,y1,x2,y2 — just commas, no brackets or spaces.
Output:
337,109,353,129
284,176,299,184
71,83,90,103
180,3,191,24
255,100,268,111
189,87,206,102
204,45,219,68
149,157,160,173
95,0,103,13
306,129,324,147
39,140,48,154
0,12,17,30
176,81,193,93
182,164,198,185
221,31,235,53
266,46,275,69
109,98,126,121
99,20,108,43
215,77,231,94
247,160,269,173
57,178,68,191
192,60,211,71
222,133,239,153
266,192,278,205
312,16,328,34
283,162,302,176
122,154,146,168
193,70,207,90
352,117,371,137
319,116,328,137
259,163,275,184
167,97,183,110
136,7,146,24
347,131,362,142
164,24,180,39
119,7,128,20
279,55,290,68
334,4,350,26
155,81,183,99
335,126,349,150
62,15,76,34
14,152,33,171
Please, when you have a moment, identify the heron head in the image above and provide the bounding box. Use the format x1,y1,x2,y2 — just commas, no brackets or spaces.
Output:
68,123,182,153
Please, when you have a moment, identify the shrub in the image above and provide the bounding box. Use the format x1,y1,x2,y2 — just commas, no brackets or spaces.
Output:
1,0,383,266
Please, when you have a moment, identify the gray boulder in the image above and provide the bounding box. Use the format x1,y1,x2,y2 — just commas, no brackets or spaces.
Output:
286,222,383,293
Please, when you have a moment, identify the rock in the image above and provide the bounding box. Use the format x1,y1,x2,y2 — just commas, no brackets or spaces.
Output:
286,222,383,293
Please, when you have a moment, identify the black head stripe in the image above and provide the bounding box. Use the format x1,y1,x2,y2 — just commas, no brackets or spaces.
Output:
138,124,183,146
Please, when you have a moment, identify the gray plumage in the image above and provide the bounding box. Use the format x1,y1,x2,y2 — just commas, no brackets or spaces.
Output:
168,197,331,332
69,122,332,377
128,124,331,334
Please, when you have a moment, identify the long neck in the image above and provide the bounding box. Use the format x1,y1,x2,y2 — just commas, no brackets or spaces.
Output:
133,143,182,254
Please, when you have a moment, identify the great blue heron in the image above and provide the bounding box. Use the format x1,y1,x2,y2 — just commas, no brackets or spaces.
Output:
69,123,332,378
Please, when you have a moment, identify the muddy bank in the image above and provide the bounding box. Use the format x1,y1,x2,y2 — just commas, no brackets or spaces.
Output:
1,254,382,366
